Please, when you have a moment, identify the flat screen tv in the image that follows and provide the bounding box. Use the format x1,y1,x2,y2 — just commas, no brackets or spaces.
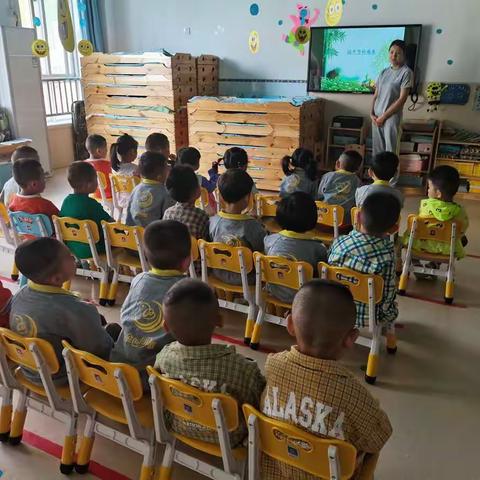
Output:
307,24,422,93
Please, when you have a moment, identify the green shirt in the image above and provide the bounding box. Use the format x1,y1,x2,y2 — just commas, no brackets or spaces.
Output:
60,193,112,259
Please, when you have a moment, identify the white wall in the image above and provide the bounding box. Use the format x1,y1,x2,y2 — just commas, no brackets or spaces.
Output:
0,0,19,27
100,0,480,129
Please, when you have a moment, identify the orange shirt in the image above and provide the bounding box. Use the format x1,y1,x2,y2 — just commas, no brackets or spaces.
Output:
86,159,112,199
9,194,59,219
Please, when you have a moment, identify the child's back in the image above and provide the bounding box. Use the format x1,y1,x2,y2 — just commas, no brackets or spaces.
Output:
85,134,112,198
279,148,318,198
155,278,265,447
355,180,404,207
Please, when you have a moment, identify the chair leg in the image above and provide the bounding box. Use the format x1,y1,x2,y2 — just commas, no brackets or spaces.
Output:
250,307,265,351
398,247,411,296
107,268,119,306
60,414,78,474
75,415,95,474
445,261,455,305
386,323,397,355
139,443,156,480
0,388,13,442
365,326,381,385
98,269,110,306
244,302,256,345
11,262,19,281
9,390,27,445
157,440,176,480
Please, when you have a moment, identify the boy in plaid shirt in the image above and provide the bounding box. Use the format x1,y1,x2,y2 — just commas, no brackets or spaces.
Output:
155,278,265,447
164,165,209,240
262,280,392,479
328,192,401,328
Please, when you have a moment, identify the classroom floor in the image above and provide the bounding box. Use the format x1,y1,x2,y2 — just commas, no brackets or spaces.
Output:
0,168,479,480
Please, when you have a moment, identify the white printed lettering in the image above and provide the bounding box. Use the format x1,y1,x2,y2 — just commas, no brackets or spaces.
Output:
298,396,314,428
263,387,272,416
311,402,333,434
271,387,284,418
328,412,345,440
284,392,297,423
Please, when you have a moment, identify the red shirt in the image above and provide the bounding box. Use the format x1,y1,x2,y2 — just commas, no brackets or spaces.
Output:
0,281,12,328
9,194,60,218
86,159,112,199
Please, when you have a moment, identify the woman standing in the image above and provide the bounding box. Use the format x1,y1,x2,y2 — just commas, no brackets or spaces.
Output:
371,40,413,163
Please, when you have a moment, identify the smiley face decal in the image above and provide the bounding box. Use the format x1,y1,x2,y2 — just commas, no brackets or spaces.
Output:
249,30,260,54
325,0,343,26
78,39,93,56
31,39,49,58
295,26,311,44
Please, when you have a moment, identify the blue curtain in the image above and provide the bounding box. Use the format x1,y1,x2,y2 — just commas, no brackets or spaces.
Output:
78,0,105,52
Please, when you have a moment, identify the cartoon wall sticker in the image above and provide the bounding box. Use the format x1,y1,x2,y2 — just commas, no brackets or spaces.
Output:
281,4,320,56
426,82,447,112
295,26,311,44
57,0,75,52
249,30,260,54
31,39,49,58
78,39,93,56
325,0,343,27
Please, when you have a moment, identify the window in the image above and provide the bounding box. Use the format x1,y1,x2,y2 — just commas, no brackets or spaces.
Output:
19,0,85,120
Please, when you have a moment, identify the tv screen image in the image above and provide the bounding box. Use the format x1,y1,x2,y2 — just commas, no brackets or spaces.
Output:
308,25,422,93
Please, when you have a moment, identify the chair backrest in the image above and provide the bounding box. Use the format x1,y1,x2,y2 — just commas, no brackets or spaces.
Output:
102,221,144,252
315,201,345,228
191,236,199,262
256,194,280,218
351,207,400,235
111,174,140,195
318,262,383,305
406,214,459,243
195,187,210,211
53,216,100,244
96,171,107,190
0,327,59,374
9,211,53,238
0,202,13,244
243,404,357,479
254,253,313,289
0,202,9,224
198,240,254,274
147,366,239,431
344,144,366,159
62,341,143,401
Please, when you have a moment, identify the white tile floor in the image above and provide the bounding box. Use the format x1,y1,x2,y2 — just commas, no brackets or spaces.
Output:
0,169,479,479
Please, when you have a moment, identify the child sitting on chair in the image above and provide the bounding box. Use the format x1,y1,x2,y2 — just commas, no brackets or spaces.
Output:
178,146,219,193
164,165,209,240
84,134,112,200
111,220,189,372
329,192,401,328
60,162,113,259
317,150,363,224
126,152,174,227
145,132,176,166
223,147,258,195
8,158,59,219
355,151,404,207
403,165,468,259
0,146,39,207
110,133,139,177
261,279,392,479
280,148,318,198
155,278,265,447
264,192,327,303
9,238,115,384
210,168,266,284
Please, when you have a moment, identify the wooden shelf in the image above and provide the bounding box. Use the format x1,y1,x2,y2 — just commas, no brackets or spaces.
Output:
0,138,32,157
402,130,435,135
329,126,363,132
439,139,480,146
437,157,480,163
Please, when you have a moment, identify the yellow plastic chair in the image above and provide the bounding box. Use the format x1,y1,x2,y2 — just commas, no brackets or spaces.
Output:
314,201,345,245
198,240,256,345
53,216,110,305
351,207,400,236
256,194,281,233
0,329,79,473
102,221,148,305
242,404,360,480
188,236,200,278
195,186,210,212
318,262,393,384
0,202,18,279
399,214,460,304
147,367,247,480
110,174,140,222
251,253,313,350
62,341,156,479
95,171,113,216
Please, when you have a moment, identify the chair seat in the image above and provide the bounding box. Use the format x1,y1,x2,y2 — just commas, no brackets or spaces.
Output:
173,432,247,461
116,250,142,268
312,227,335,244
84,389,154,428
261,217,281,234
261,293,292,310
207,275,254,294
412,250,451,262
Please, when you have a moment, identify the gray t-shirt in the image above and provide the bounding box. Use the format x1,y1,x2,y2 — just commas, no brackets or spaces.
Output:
110,270,184,369
355,182,404,208
264,231,327,303
126,180,175,227
374,65,413,117
280,168,318,198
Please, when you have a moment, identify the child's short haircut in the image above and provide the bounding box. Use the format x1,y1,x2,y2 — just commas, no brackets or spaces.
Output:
166,165,199,203
163,278,218,344
292,279,356,351
13,158,43,188
223,147,248,170
85,134,107,153
144,220,191,269
68,161,96,189
218,168,253,203
276,192,317,232
339,150,363,173
145,133,169,152
371,152,399,181
11,146,39,163
15,237,65,283
177,147,201,169
429,165,460,198
138,151,167,179
361,192,401,235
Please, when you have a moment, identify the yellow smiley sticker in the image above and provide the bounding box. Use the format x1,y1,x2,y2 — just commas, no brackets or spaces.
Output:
78,39,93,56
249,30,260,54
325,0,343,27
31,39,49,58
295,26,311,45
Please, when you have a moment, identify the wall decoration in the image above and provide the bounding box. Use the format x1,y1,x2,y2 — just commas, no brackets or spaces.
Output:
281,4,320,56
436,28,443,34
31,39,49,58
295,26,311,44
33,16,41,27
447,59,454,65
249,30,260,54
278,20,283,26
473,86,480,112
57,0,75,52
250,3,260,16
372,4,378,10
78,39,93,56
325,0,343,27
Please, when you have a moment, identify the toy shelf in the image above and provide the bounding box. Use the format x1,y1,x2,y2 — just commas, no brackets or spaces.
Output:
326,125,365,170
